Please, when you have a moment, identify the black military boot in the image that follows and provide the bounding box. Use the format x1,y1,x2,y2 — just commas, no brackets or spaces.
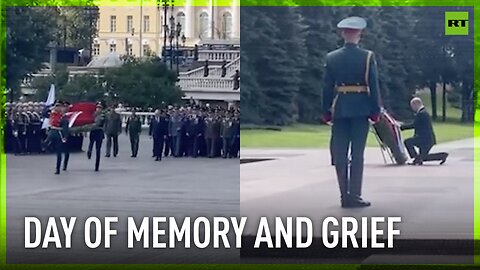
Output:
349,160,371,208
440,153,448,165
347,195,371,208
335,164,350,208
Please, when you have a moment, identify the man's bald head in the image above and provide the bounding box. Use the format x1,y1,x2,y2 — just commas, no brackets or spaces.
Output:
410,97,424,112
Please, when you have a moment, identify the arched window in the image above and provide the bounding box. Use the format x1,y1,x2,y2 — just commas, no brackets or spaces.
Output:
222,12,232,39
176,12,185,36
199,12,209,39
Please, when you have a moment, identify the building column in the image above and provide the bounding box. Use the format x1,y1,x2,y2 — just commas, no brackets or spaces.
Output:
185,0,194,39
210,0,215,39
232,0,239,39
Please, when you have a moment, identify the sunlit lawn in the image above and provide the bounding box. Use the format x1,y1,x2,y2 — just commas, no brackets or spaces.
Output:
241,122,474,148
242,90,476,148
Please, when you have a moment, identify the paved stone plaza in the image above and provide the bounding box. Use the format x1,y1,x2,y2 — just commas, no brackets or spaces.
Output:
7,134,239,263
240,138,477,264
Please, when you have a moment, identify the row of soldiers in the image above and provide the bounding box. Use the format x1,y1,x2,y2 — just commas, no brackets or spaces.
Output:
124,106,241,161
5,102,46,154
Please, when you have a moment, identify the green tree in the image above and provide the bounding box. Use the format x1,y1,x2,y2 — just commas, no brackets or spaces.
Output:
241,7,305,125
61,75,105,103
297,6,345,123
104,57,183,108
6,6,58,100
55,5,99,49
239,8,266,124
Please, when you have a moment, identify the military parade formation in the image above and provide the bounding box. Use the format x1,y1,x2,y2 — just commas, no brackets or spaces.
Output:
5,100,240,175
5,101,46,155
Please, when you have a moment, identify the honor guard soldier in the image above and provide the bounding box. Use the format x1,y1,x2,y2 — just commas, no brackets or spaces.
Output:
49,101,70,174
220,114,235,158
87,102,106,171
14,106,30,155
231,113,240,158
322,17,382,208
5,103,14,153
28,105,42,154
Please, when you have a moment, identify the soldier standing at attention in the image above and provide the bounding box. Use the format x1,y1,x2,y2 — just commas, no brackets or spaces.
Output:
105,105,122,158
28,105,42,154
87,102,106,171
220,114,234,158
126,110,142,158
204,115,214,158
15,106,30,155
322,17,381,208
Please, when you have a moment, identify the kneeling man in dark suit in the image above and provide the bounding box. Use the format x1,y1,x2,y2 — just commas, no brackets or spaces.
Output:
401,97,448,165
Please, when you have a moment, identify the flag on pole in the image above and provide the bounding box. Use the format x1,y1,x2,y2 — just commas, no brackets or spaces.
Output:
41,84,56,129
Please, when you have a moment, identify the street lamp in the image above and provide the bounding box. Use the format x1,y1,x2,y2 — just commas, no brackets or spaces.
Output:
169,15,175,69
176,22,182,73
160,0,170,62
83,6,99,62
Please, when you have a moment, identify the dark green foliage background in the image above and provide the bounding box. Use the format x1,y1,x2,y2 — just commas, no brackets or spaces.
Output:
240,5,475,125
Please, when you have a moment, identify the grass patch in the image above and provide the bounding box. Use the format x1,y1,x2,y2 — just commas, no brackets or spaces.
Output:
241,122,473,148
241,91,474,148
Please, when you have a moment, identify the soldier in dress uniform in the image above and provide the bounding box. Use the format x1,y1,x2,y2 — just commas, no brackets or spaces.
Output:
49,101,70,174
126,110,142,158
14,106,30,155
170,112,183,157
105,105,122,158
5,103,14,153
27,104,43,154
322,17,381,208
87,102,106,171
230,113,240,158
220,114,235,158
183,114,194,157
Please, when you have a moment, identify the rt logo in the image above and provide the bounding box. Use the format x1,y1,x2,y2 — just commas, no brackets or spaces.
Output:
445,11,469,35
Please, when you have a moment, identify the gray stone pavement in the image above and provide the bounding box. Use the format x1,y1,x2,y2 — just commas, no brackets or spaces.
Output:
6,134,239,264
240,138,477,263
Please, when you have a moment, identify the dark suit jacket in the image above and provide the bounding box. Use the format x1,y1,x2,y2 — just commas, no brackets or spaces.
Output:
149,117,168,138
401,107,436,146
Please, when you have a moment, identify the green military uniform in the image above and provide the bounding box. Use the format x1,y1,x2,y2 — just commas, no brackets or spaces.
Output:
105,109,122,157
126,114,142,157
322,17,381,208
220,117,235,158
87,105,106,171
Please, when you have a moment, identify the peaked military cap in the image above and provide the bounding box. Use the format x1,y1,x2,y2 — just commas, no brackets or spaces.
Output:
337,16,367,30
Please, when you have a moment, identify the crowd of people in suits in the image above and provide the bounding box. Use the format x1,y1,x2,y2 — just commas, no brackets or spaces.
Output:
136,104,240,161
